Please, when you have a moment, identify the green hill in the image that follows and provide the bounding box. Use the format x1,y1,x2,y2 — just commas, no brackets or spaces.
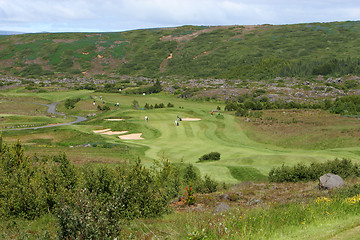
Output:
0,21,359,79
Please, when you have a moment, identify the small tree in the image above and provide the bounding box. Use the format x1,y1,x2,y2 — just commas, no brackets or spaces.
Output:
132,100,139,110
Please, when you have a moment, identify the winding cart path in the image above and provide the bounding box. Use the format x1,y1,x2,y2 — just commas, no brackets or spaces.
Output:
3,101,87,131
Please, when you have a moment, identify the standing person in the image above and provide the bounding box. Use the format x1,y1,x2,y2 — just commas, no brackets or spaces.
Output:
145,116,148,122
175,120,179,126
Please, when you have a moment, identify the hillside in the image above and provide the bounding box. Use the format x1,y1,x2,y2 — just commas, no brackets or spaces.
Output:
0,21,359,80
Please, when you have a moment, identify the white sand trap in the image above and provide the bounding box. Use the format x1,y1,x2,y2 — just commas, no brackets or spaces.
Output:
92,128,111,133
100,131,128,135
105,118,124,121
181,118,201,121
118,133,144,140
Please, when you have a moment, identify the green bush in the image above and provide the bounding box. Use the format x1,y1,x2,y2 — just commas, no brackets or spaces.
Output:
97,105,110,111
64,98,80,109
198,152,221,162
269,158,360,182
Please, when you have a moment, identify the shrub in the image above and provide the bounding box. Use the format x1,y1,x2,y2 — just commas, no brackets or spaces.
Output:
64,98,80,109
97,105,110,111
269,158,360,182
198,152,221,162
183,164,199,185
200,175,218,193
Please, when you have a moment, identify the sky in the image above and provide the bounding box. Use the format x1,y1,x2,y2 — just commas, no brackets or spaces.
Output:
0,0,359,33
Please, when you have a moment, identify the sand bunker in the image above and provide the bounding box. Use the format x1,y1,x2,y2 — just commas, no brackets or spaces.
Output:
105,118,124,121
181,118,201,121
118,133,144,140
100,131,128,135
92,128,111,133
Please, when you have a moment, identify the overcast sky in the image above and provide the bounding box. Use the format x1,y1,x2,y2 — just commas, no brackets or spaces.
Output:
0,0,359,33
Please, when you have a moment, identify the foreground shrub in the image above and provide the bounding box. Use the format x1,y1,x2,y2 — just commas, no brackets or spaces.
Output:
269,158,360,182
56,160,180,238
0,139,78,219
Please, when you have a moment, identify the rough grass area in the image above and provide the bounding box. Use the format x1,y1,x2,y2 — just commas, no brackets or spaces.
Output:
241,109,360,149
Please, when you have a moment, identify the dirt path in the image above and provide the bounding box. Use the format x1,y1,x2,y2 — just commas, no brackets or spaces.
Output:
2,101,87,131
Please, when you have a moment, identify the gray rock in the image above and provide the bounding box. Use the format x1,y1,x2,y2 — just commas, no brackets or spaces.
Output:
219,194,230,201
213,202,230,214
319,173,345,190
246,198,262,206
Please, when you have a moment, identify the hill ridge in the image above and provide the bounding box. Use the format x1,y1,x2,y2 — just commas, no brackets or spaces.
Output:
0,21,359,79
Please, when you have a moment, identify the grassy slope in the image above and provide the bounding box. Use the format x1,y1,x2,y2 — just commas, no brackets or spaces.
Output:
0,21,359,79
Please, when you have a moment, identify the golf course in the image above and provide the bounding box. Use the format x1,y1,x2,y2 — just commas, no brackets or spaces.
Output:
1,20,360,239
2,87,360,183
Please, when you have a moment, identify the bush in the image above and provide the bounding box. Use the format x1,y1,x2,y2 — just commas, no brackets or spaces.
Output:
269,158,360,182
97,105,110,111
64,98,80,109
198,152,221,162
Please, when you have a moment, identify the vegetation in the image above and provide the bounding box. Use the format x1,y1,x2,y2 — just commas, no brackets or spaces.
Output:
0,137,218,238
64,97,80,109
0,21,360,237
269,158,360,182
198,152,221,162
0,21,359,79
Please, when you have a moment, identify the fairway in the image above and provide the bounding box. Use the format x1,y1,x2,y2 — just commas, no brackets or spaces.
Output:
128,108,359,183
2,91,360,183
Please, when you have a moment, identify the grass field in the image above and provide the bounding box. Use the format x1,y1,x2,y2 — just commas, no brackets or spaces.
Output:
2,89,360,183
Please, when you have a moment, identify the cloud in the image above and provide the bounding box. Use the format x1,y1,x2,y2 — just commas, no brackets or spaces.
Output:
0,0,358,32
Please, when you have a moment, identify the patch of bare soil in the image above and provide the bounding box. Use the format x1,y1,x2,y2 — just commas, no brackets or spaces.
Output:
25,57,52,71
52,39,76,43
0,59,14,68
193,51,211,60
160,25,236,43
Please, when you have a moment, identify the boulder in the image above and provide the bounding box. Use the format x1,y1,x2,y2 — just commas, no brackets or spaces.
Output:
219,194,230,201
319,173,345,190
213,202,230,214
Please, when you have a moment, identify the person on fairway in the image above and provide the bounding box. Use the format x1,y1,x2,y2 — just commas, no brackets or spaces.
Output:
175,120,179,126
145,116,148,122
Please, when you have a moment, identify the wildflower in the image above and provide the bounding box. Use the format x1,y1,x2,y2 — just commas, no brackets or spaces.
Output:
316,197,331,204
345,194,360,205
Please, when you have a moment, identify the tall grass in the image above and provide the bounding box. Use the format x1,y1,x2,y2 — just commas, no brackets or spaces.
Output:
121,185,360,239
